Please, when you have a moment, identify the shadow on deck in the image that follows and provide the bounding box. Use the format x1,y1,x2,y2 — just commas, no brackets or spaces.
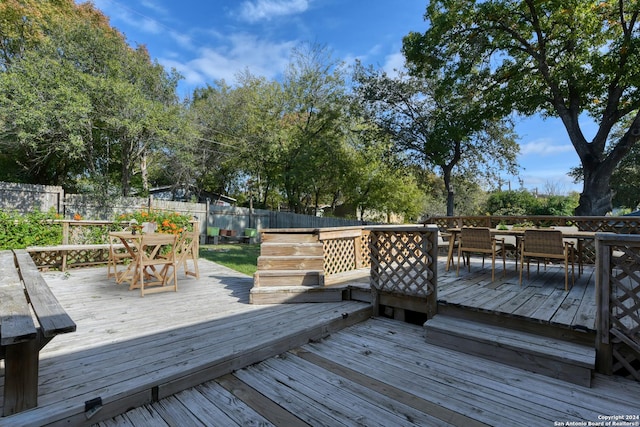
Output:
2,256,626,427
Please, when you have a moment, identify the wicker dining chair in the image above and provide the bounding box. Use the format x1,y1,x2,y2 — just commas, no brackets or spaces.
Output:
456,227,511,281
519,229,575,291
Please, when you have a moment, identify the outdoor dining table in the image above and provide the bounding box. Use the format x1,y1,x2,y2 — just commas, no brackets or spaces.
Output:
444,227,596,272
108,231,178,292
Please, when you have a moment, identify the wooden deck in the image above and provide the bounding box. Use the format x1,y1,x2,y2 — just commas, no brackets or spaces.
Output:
0,259,371,426
2,255,636,426
95,317,639,427
436,257,598,343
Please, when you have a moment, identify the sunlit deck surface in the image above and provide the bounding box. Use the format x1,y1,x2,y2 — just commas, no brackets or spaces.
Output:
437,256,598,335
2,256,638,426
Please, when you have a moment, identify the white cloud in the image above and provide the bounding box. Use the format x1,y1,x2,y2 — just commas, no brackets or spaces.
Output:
93,0,164,35
168,31,193,50
520,138,574,156
159,33,296,88
139,0,169,15
381,52,406,76
238,0,310,23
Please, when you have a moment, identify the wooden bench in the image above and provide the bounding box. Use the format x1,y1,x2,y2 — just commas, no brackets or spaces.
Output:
0,249,76,416
26,243,123,271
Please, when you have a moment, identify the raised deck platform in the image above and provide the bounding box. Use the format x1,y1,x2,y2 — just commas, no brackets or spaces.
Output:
97,317,639,426
1,255,629,426
436,258,597,343
0,260,370,426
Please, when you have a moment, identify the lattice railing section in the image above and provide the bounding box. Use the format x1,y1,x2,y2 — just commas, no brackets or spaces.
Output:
596,234,640,381
369,228,438,299
29,247,110,270
359,231,371,268
321,228,371,278
324,238,357,275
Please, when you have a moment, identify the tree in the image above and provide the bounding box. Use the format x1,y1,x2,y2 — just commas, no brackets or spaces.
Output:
403,0,640,216
0,0,184,196
611,143,640,209
341,121,425,222
278,43,350,213
353,63,518,216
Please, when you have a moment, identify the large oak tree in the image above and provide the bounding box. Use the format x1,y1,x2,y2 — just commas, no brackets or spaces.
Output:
403,0,640,215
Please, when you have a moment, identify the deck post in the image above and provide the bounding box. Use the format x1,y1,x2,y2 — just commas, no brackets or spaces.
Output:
595,234,612,374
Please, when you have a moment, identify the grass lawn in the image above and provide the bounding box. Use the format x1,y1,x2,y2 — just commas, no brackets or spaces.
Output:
199,243,260,276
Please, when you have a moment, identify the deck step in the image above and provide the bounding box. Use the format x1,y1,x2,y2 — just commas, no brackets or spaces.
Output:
249,286,345,304
259,242,324,256
423,315,595,387
257,255,325,270
253,269,324,287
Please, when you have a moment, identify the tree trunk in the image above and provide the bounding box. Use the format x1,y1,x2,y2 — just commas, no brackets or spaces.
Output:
558,102,640,216
141,151,148,193
441,164,455,216
574,165,613,216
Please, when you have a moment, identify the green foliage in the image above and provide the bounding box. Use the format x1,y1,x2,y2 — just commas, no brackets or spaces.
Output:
611,142,640,210
532,194,580,216
484,190,578,217
115,210,194,234
199,244,259,276
0,208,62,249
403,0,640,215
484,190,538,216
0,0,184,196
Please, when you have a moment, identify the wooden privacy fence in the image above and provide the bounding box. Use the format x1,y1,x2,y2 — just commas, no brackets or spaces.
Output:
596,233,640,381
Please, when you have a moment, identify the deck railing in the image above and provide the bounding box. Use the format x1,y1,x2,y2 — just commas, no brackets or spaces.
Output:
595,233,640,382
317,226,371,281
426,215,640,265
426,215,640,233
367,225,439,319
25,219,198,270
255,225,439,316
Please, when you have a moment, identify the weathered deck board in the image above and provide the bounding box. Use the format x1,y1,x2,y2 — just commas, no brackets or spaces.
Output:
0,260,370,426
105,317,640,426
0,254,613,426
439,256,597,332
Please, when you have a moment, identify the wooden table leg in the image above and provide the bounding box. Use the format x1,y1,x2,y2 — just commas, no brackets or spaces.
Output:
446,235,456,271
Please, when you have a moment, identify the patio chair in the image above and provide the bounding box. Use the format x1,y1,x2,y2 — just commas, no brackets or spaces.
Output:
456,227,511,281
135,233,179,297
519,229,575,291
107,233,132,283
439,231,458,270
162,228,200,284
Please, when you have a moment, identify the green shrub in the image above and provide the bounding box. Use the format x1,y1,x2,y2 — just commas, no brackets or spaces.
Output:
0,208,63,249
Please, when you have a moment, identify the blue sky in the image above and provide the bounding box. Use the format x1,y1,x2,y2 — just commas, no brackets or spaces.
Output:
88,0,585,195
